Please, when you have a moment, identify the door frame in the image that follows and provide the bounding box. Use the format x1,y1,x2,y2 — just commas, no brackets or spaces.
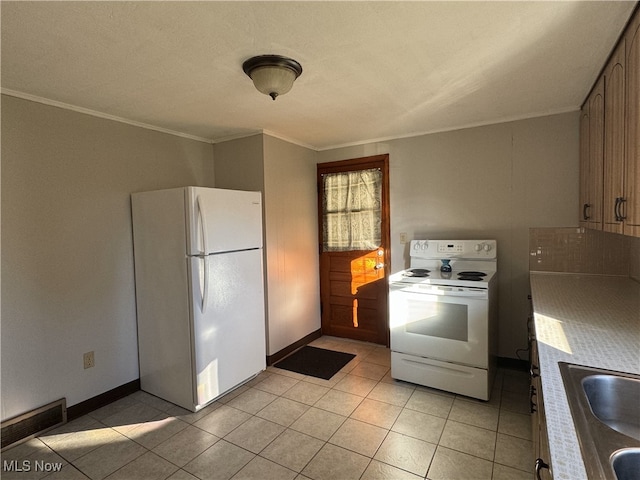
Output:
317,154,391,345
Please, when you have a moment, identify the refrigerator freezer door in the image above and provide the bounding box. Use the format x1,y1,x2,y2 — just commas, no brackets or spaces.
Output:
186,187,263,255
189,248,266,408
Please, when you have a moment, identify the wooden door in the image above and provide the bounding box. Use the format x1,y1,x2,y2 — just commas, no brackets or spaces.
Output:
624,9,640,237
603,40,626,233
588,75,605,230
317,155,390,346
579,103,591,227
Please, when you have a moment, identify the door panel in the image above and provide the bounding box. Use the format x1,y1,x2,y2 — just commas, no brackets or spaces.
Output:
389,289,489,368
579,105,590,226
190,249,266,408
603,40,626,233
624,12,640,236
588,76,605,230
318,155,390,346
186,187,263,255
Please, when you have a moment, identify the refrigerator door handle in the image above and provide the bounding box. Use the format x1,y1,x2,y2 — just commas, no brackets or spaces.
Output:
196,195,209,255
202,256,209,314
196,195,210,314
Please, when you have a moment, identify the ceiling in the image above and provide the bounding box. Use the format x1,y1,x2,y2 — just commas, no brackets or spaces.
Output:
1,1,637,151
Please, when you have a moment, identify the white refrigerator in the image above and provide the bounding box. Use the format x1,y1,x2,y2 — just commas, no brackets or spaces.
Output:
131,186,266,412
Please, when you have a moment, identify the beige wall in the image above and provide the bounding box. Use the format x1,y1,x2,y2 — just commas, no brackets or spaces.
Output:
1,95,214,421
1,93,582,422
213,134,264,192
317,111,580,359
262,135,320,356
213,134,320,357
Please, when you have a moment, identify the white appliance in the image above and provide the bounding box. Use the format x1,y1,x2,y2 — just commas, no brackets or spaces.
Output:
389,239,498,400
131,187,266,412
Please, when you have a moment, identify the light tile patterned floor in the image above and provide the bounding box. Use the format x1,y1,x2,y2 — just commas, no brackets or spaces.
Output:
3,336,533,480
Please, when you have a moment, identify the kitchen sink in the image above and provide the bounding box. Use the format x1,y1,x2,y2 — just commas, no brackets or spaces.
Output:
559,363,640,480
582,375,640,440
611,449,640,480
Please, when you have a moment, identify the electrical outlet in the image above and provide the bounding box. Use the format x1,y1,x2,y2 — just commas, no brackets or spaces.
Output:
399,232,408,244
83,351,95,369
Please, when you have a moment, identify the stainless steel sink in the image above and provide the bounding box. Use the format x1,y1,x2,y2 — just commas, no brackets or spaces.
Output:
611,449,640,480
559,363,640,480
582,375,640,440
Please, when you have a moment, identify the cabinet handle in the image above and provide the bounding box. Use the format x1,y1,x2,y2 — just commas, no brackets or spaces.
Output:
530,385,537,413
583,203,591,220
614,197,621,221
616,197,627,222
530,364,540,378
535,458,550,480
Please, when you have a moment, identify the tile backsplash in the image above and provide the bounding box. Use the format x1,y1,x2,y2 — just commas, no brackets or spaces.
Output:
529,227,640,281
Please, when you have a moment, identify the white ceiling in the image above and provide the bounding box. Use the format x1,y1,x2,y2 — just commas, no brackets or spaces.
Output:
1,1,637,150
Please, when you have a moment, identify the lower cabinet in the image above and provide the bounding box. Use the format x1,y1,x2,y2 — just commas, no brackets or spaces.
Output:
530,326,553,479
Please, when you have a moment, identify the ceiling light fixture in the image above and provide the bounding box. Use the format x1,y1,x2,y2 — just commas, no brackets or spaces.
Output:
242,55,303,100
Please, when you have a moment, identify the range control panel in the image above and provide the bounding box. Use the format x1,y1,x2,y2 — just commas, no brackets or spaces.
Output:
410,239,497,259
437,243,464,254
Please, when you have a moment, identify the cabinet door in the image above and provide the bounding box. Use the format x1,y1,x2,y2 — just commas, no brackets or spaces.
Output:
588,76,605,230
530,337,540,460
624,10,640,237
530,337,552,479
603,41,626,233
579,104,591,227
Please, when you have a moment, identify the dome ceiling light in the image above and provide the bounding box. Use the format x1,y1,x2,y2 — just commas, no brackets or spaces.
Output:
242,55,303,100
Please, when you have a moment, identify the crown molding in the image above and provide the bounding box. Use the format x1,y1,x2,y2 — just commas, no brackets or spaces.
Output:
1,89,214,144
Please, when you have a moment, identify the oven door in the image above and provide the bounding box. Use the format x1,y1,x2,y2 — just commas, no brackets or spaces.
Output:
389,283,489,368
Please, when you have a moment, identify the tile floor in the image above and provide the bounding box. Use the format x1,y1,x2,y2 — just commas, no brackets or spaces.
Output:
2,336,533,480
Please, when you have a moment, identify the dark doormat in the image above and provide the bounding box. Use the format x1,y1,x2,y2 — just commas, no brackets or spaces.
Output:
274,346,356,380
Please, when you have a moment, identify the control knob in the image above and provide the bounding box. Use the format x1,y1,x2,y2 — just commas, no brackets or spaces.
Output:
414,241,428,250
474,243,493,253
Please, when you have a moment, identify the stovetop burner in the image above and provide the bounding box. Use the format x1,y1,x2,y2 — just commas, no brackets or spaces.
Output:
391,268,495,287
456,271,487,281
404,268,430,277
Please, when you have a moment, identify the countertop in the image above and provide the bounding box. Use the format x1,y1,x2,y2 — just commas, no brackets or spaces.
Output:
529,272,640,480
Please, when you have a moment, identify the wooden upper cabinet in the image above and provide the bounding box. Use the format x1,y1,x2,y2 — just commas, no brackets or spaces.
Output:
603,39,626,233
624,10,640,236
579,6,640,238
588,75,605,231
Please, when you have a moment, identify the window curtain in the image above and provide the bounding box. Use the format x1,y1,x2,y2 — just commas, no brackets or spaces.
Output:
322,168,382,251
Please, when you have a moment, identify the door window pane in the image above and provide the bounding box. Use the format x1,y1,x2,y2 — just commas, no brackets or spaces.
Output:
322,168,382,251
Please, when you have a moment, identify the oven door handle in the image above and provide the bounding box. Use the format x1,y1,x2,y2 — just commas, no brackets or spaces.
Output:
432,289,487,298
394,285,488,298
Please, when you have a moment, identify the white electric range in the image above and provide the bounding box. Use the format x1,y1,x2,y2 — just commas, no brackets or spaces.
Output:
389,239,498,400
